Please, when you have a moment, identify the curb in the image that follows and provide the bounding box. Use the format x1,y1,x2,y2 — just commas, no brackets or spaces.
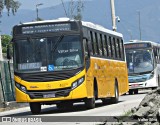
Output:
0,101,28,112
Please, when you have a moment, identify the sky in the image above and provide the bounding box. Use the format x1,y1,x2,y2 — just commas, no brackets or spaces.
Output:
18,0,88,10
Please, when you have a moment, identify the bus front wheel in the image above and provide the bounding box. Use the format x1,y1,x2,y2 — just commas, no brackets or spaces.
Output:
129,90,134,95
85,97,95,109
85,89,96,109
29,102,41,114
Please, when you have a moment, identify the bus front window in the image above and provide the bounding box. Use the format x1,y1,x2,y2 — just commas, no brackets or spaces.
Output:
126,50,153,74
14,35,83,72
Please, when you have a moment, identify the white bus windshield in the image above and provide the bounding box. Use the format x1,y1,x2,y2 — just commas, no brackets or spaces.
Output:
14,35,83,73
126,49,153,74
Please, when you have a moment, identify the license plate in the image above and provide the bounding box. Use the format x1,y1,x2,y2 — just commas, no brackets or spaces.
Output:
43,93,55,98
131,84,139,87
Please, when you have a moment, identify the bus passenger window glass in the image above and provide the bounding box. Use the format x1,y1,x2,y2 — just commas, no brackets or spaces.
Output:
105,35,109,57
95,33,99,55
93,32,98,55
108,36,112,57
111,37,115,58
113,38,117,58
102,35,107,56
120,40,124,60
117,39,121,59
100,34,104,56
89,31,94,55
97,34,102,56
116,39,120,59
83,39,89,59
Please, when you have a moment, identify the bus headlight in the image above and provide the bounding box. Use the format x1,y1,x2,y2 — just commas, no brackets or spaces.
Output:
71,76,85,90
15,83,27,93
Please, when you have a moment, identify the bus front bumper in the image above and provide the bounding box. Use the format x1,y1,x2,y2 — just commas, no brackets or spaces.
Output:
15,82,88,103
129,76,157,90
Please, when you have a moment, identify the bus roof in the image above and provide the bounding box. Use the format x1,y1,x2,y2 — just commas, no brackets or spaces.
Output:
17,17,123,38
81,21,123,37
124,40,160,48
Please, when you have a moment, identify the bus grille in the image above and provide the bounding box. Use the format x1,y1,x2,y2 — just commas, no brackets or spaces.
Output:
27,88,71,99
15,67,84,82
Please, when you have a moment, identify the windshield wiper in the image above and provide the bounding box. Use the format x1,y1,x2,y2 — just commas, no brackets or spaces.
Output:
51,34,64,53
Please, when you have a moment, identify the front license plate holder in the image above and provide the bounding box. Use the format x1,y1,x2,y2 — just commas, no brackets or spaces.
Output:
43,93,55,98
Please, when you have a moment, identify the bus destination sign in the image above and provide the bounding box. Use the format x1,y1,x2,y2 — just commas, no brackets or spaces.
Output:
21,23,71,34
125,43,151,49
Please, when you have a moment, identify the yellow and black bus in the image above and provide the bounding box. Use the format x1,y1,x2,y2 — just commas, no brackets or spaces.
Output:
8,18,128,114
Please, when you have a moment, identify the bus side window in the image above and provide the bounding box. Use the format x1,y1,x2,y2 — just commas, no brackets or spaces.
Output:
95,32,99,55
97,33,102,56
105,35,109,57
111,37,115,58
108,36,112,58
100,34,104,56
117,39,121,59
89,31,94,55
102,35,107,57
113,37,117,59
92,32,98,55
83,39,89,60
120,39,125,61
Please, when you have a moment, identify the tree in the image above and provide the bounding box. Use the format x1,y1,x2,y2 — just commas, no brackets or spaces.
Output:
0,0,21,16
1,35,12,54
61,0,84,20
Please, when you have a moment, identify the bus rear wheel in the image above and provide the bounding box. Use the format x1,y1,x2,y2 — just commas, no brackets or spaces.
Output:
29,102,41,114
111,83,119,104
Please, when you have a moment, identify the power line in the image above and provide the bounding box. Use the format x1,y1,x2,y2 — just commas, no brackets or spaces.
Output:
61,0,68,17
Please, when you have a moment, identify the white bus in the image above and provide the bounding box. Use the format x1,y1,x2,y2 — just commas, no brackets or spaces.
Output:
124,40,160,94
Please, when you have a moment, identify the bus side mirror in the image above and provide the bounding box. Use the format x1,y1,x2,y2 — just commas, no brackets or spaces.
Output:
7,45,12,60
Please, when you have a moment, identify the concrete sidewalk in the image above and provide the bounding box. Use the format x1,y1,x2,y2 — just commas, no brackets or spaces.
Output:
0,101,28,112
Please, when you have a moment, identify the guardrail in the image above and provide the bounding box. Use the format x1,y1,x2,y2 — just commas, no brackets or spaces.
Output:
0,61,15,105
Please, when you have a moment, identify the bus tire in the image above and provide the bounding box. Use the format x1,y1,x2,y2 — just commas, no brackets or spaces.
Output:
85,97,95,109
29,102,41,114
85,87,96,109
111,82,119,104
129,90,134,95
134,89,138,94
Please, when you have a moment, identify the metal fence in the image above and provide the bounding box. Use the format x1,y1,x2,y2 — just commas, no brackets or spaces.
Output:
0,61,15,104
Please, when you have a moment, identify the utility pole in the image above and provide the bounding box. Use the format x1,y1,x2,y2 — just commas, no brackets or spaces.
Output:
36,3,43,21
110,0,116,31
0,21,3,61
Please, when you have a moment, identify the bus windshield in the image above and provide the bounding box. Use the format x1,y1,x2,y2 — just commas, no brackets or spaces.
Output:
14,35,83,73
126,49,153,75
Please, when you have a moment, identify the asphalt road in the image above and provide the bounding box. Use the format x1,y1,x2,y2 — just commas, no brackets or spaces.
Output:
0,90,150,124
